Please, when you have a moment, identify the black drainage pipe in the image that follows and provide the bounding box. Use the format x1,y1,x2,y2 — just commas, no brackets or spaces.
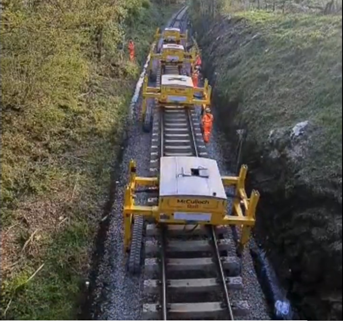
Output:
250,245,296,320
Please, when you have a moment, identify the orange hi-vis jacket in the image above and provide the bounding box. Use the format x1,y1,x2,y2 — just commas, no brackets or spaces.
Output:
195,55,202,66
202,113,214,143
128,41,135,61
192,72,199,88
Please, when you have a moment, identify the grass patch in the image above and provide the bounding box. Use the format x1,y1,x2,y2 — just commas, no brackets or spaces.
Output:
1,0,178,319
190,7,342,320
199,10,342,197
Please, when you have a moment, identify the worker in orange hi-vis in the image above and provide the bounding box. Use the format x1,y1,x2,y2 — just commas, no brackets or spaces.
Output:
195,54,202,68
202,107,214,144
192,70,199,88
128,40,135,62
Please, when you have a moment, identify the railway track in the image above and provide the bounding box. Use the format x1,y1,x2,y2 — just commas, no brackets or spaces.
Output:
144,109,249,320
128,5,190,274
144,89,249,320
131,6,249,320
143,16,248,318
150,98,207,172
143,224,249,320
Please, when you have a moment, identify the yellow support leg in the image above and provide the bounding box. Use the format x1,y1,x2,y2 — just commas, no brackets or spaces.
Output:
129,160,137,183
233,165,248,214
237,226,251,257
247,190,260,220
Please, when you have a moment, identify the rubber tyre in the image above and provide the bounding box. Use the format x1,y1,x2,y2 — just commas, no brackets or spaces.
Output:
149,70,157,83
143,104,153,133
127,215,144,275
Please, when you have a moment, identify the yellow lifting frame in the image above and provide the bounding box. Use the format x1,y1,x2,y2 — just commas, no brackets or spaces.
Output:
147,45,197,78
154,27,188,44
141,75,212,120
123,160,260,254
191,36,200,55
150,50,196,66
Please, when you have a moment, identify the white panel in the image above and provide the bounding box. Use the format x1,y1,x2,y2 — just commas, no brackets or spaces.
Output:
174,212,212,222
166,55,180,61
167,95,187,103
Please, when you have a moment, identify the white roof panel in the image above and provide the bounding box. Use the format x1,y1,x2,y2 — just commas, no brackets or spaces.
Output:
164,27,181,32
162,44,184,50
159,157,227,200
161,75,193,87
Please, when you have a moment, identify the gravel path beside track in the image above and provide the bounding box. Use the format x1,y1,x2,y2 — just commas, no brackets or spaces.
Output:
93,99,151,320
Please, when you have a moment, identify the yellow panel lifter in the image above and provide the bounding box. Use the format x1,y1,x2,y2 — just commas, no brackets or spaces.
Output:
154,27,188,45
123,157,260,256
141,74,212,121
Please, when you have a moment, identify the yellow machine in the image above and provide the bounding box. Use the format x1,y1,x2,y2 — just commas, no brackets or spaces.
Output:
148,38,198,81
125,22,260,277
155,27,188,44
141,74,211,131
148,43,195,76
123,157,260,254
142,74,211,116
161,44,186,63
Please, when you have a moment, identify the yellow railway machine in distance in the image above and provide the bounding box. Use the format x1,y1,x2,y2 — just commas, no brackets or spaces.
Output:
148,43,195,81
123,157,260,256
161,44,189,74
148,41,197,82
155,27,188,45
141,74,211,131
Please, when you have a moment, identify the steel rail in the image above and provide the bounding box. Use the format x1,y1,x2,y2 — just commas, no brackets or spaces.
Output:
156,7,236,321
159,7,189,320
160,225,168,320
210,226,235,320
187,108,200,157
160,109,165,157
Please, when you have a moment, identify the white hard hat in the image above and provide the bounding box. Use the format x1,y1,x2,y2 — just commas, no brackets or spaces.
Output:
205,107,211,113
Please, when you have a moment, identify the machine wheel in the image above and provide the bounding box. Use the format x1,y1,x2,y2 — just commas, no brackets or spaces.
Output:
127,215,144,275
143,103,153,133
149,69,156,83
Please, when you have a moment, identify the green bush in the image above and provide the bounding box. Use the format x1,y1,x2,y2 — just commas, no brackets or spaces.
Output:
143,0,152,9
0,0,178,319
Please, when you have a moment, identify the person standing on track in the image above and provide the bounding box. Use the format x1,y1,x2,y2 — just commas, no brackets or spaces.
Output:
195,54,202,69
128,40,135,62
192,70,199,88
202,107,214,144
